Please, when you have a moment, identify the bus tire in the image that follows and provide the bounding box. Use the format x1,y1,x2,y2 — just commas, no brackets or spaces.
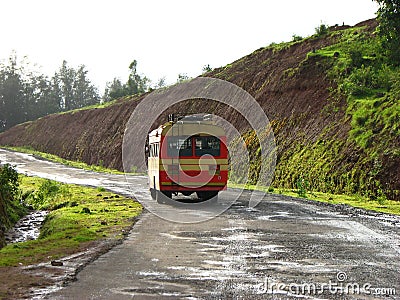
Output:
197,191,218,202
156,191,164,204
156,191,172,204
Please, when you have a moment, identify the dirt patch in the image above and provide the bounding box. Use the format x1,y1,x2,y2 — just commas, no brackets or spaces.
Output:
0,266,56,299
0,237,127,299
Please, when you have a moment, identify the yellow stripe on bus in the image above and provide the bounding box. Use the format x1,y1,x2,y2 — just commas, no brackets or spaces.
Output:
159,165,229,171
159,158,228,165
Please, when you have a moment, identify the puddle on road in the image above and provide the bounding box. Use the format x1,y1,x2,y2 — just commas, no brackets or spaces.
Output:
210,231,263,242
112,287,190,298
359,213,400,228
137,271,167,277
257,211,292,221
159,232,197,241
112,280,198,299
309,219,386,242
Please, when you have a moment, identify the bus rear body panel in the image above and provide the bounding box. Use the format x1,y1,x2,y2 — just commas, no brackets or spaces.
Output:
147,118,229,199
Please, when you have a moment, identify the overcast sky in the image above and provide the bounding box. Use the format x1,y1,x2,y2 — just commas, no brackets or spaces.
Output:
0,0,378,92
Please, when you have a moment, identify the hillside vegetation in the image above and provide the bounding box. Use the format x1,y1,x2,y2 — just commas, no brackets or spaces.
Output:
0,19,399,200
0,165,27,247
221,19,399,200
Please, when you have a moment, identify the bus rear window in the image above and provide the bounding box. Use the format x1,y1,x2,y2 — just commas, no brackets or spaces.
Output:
167,137,192,157
195,136,220,157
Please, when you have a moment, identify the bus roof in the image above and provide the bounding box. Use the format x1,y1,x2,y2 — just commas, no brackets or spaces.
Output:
149,121,225,142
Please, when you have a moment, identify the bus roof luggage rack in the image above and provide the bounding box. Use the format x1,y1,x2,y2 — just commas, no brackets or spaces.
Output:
168,113,213,124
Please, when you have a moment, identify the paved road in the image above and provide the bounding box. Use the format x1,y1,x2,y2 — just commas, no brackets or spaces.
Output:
1,149,400,299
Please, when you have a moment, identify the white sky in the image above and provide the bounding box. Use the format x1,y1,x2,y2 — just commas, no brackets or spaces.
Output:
0,0,378,93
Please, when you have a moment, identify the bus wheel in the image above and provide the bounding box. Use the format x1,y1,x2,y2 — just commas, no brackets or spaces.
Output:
156,191,172,204
197,191,218,202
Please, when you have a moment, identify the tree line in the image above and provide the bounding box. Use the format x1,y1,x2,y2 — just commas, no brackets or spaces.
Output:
0,54,100,132
0,53,191,132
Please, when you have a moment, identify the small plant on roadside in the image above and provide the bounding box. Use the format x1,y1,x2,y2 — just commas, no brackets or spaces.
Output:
130,166,138,174
98,159,104,168
296,176,308,198
376,188,387,205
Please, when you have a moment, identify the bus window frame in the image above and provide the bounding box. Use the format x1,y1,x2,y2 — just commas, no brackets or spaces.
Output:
167,136,193,157
194,136,221,157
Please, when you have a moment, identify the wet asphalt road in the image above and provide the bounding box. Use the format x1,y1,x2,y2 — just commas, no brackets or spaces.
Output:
1,149,400,299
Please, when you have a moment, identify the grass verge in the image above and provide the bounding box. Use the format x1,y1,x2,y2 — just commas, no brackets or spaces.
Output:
0,176,142,267
228,182,400,215
2,146,127,175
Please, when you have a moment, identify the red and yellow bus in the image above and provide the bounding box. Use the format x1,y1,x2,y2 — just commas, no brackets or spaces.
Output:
148,114,228,203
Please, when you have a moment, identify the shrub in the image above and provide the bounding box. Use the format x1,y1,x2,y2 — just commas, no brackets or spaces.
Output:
315,24,329,36
296,177,308,198
0,164,19,199
292,34,303,42
0,165,26,233
349,50,364,68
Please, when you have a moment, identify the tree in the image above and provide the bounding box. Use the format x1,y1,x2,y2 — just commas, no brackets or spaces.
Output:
103,78,125,102
53,61,100,110
374,0,400,65
74,65,100,107
103,60,150,101
0,53,29,130
57,60,75,110
126,60,149,95
315,23,329,36
24,72,60,120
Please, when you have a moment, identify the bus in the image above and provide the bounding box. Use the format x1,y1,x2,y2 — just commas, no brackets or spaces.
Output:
147,114,228,203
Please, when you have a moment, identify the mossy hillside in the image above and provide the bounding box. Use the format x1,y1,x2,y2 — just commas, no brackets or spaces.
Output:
273,139,399,199
308,24,399,154
235,22,399,201
0,176,142,266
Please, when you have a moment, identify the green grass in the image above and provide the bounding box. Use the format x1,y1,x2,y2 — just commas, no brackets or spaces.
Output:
307,24,400,153
0,176,142,266
228,182,400,215
58,95,135,115
2,146,128,175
